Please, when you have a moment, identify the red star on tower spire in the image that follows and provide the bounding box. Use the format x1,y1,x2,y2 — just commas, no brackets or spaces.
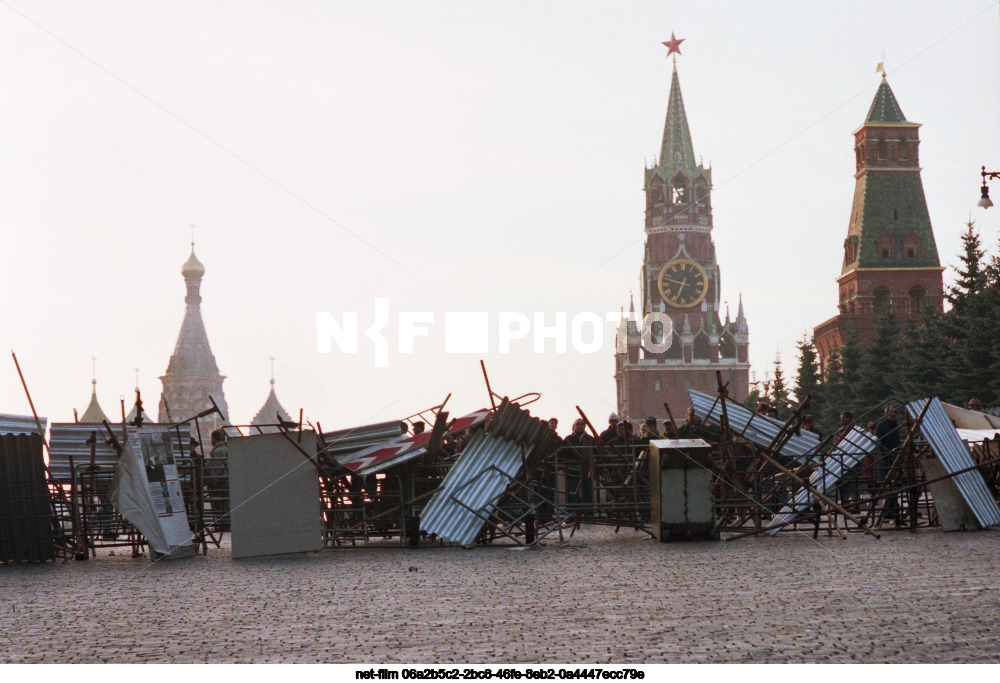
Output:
662,32,684,58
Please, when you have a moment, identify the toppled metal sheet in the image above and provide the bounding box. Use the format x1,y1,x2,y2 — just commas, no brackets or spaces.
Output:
688,389,821,458
420,403,555,546
321,420,406,459
942,402,1000,430
956,428,1000,442
768,426,877,534
334,409,492,477
0,414,47,437
907,397,1000,528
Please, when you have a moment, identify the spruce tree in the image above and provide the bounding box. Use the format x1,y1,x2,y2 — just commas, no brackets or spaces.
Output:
793,335,820,404
818,348,845,434
838,325,864,411
742,374,768,412
942,220,995,404
948,220,987,311
857,305,900,408
895,305,948,402
770,354,791,417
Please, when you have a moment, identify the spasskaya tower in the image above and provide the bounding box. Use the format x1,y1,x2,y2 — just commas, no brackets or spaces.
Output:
615,35,749,420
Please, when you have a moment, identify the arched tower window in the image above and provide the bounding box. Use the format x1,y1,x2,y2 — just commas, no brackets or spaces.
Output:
651,320,664,344
693,178,710,215
664,332,682,360
899,136,908,160
903,233,921,259
650,176,664,206
720,331,736,359
909,286,927,315
876,232,895,259
873,287,892,315
670,174,689,209
876,139,887,160
692,332,712,361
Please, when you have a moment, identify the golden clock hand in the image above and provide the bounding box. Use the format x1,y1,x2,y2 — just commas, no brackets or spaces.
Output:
662,276,690,287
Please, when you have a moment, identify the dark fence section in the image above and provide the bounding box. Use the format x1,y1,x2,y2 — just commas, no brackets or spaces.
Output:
0,433,55,563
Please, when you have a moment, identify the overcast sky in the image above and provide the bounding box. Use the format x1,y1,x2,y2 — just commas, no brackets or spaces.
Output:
2,1,999,432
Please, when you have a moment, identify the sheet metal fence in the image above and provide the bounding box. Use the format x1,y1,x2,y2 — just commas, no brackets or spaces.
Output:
689,389,821,458
907,397,1000,527
0,433,58,563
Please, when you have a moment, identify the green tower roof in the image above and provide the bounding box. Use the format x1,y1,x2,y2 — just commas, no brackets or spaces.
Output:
865,77,911,124
659,64,697,171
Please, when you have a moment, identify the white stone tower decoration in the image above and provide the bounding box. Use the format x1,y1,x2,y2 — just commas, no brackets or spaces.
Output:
158,243,229,440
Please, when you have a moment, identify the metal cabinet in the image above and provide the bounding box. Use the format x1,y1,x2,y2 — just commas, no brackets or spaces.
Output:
650,438,718,541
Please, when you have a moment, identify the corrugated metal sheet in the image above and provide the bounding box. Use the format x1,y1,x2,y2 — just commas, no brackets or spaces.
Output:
689,389,821,457
768,426,877,534
418,432,522,545
49,422,154,482
330,410,492,477
907,397,1000,528
0,433,55,562
419,403,555,545
0,414,47,437
322,421,405,460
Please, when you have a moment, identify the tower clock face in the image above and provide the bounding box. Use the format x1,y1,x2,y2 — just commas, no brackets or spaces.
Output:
657,259,709,309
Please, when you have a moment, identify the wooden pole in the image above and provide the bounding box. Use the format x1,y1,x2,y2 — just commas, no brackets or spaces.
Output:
480,360,497,411
11,351,50,455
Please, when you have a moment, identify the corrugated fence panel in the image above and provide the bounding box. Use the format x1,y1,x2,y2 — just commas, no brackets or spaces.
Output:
0,414,47,437
689,389,820,458
768,427,877,534
419,432,523,545
49,423,123,482
0,433,55,563
907,397,1000,528
419,401,555,546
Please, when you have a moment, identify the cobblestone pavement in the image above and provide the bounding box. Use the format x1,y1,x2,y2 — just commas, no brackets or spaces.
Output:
1,525,998,663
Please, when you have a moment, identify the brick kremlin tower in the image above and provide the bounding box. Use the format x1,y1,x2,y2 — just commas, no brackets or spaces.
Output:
158,243,230,442
615,36,749,420
813,74,944,371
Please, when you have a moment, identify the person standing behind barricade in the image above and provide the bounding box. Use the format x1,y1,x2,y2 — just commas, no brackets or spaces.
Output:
603,422,632,451
801,415,821,439
599,414,620,443
875,405,902,526
637,417,661,444
677,408,698,439
563,419,595,517
205,429,230,531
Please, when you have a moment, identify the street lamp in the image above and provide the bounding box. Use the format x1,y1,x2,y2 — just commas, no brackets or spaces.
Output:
979,165,999,209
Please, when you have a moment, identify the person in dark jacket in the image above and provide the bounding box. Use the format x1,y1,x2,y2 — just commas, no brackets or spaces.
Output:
599,413,620,443
874,405,902,524
563,419,596,515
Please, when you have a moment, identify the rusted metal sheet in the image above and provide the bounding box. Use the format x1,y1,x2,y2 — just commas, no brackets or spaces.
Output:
688,389,821,457
0,433,55,563
419,403,555,546
768,426,877,534
907,397,1000,528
